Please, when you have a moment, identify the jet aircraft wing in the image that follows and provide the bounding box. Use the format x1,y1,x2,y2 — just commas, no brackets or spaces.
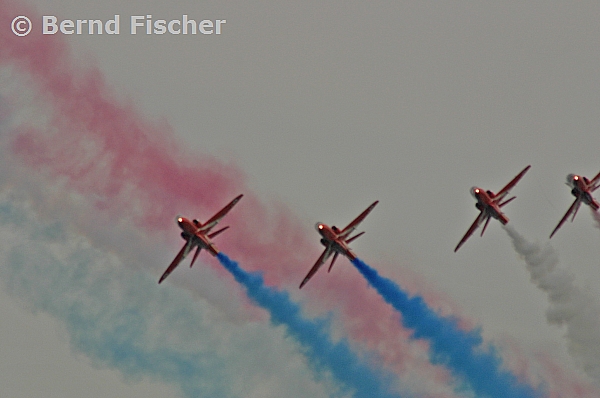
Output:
590,171,600,192
299,247,332,289
454,211,486,252
159,241,192,284
338,201,379,239
549,198,581,238
199,194,243,232
494,165,531,201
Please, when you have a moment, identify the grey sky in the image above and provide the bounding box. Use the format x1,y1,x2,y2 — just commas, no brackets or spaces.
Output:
3,0,600,396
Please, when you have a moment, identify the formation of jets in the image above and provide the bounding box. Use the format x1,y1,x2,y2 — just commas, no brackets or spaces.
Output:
454,166,600,251
159,168,600,286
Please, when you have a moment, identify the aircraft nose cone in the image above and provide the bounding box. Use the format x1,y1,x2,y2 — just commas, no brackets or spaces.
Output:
566,174,579,187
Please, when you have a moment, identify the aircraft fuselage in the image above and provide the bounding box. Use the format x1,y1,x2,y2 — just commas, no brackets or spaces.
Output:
315,223,356,260
568,175,600,210
178,216,219,256
471,187,509,225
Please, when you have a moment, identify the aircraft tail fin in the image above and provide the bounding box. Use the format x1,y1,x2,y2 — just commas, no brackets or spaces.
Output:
346,231,365,244
190,246,201,268
480,216,491,236
328,252,339,273
498,196,516,208
208,226,229,239
571,200,582,222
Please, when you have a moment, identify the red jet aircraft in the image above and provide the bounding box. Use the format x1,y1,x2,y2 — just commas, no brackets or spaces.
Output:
299,201,378,289
159,194,243,284
549,172,600,238
454,165,530,252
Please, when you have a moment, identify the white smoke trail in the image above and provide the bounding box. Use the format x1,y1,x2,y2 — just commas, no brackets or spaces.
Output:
503,225,600,384
592,209,600,230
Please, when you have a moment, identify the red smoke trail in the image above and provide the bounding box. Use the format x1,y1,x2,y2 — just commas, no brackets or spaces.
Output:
0,2,457,394
0,1,575,396
538,355,600,398
495,336,600,398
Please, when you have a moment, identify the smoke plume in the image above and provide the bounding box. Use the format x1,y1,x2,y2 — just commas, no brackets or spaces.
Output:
504,225,600,384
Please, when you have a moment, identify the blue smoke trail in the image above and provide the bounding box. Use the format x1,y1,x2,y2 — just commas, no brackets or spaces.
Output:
0,198,333,398
351,258,542,398
216,253,404,398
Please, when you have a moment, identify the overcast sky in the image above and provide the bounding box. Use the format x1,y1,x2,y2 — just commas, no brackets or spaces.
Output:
2,1,600,397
